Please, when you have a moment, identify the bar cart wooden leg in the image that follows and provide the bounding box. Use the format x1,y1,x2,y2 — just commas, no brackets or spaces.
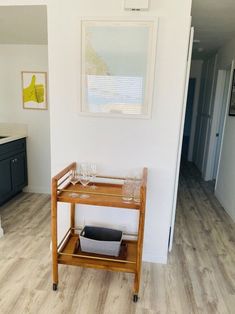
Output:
70,203,75,235
133,181,146,303
51,178,59,291
133,273,140,302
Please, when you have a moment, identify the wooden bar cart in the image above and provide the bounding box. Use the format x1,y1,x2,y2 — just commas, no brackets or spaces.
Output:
51,162,147,302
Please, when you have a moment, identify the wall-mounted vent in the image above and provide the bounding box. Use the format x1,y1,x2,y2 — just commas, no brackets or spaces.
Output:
124,0,149,11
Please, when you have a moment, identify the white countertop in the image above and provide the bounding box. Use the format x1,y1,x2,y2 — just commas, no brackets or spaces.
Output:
0,123,28,145
0,135,27,145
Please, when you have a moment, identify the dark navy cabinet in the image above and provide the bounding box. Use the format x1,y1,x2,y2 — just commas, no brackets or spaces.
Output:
0,158,12,202
0,138,28,205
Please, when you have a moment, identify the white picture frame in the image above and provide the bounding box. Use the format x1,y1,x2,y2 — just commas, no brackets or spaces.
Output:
80,18,158,119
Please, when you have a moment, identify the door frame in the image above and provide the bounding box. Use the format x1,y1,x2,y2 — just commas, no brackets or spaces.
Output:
168,27,194,252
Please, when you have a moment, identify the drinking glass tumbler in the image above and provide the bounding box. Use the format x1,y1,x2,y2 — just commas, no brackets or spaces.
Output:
133,181,141,203
122,180,133,202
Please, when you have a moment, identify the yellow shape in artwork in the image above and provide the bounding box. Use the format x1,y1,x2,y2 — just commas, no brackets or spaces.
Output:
23,75,45,103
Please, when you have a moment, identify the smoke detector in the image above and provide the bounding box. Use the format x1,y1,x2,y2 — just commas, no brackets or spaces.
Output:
124,0,149,11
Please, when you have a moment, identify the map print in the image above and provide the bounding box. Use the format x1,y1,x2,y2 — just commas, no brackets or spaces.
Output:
83,24,149,114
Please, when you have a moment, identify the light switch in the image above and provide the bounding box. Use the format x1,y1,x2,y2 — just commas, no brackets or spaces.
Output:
124,0,149,10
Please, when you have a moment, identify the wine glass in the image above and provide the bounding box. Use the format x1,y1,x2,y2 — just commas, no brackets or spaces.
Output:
69,170,79,198
90,163,97,189
79,163,92,199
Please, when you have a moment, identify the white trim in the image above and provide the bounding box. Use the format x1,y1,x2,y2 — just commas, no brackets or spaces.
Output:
0,216,4,238
169,26,194,252
143,250,167,264
216,194,235,222
215,60,234,190
24,186,50,194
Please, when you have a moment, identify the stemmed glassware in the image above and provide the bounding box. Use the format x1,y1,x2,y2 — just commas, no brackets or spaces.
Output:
90,163,97,189
68,163,97,199
69,169,79,198
79,163,92,199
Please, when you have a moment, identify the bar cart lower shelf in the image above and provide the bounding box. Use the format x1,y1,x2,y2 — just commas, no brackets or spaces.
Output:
51,163,147,303
58,230,137,272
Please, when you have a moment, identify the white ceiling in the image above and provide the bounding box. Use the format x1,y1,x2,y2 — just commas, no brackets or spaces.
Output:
0,6,47,45
192,0,235,59
1,2,235,57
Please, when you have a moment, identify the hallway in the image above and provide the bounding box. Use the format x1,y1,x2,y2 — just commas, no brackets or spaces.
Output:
171,161,235,313
0,164,234,313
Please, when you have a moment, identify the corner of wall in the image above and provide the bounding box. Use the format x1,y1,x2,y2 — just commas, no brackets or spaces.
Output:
143,250,168,264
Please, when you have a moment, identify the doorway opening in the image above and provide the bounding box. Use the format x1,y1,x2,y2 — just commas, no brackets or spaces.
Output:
169,54,234,251
0,5,50,235
181,78,196,160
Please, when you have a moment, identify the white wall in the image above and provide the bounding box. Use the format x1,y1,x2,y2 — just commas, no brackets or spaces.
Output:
188,60,203,161
0,0,192,263
47,0,191,263
0,44,50,193
215,38,235,222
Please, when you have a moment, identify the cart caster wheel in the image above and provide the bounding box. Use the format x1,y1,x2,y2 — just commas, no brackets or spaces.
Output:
133,294,139,303
53,283,58,291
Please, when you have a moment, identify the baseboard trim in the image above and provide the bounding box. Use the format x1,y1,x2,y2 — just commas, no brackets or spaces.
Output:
24,186,50,194
224,208,235,223
0,216,4,238
143,251,167,264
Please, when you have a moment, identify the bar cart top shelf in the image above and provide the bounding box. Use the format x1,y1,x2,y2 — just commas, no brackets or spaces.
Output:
55,163,147,210
58,182,141,209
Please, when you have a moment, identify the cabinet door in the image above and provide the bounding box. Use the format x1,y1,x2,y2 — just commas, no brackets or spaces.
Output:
11,152,28,191
0,158,12,202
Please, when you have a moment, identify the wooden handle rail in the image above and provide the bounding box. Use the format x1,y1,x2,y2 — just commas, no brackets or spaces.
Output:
57,188,124,198
52,162,76,181
58,252,136,264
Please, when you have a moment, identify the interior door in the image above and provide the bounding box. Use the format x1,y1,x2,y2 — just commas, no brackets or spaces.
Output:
194,55,217,175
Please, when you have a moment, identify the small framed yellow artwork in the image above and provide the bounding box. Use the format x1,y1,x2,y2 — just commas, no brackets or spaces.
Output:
21,71,47,110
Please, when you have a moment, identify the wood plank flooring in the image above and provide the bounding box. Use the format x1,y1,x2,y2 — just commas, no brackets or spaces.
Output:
0,162,234,313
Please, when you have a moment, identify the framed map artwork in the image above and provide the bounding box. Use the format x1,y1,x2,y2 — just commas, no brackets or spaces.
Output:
81,19,157,118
